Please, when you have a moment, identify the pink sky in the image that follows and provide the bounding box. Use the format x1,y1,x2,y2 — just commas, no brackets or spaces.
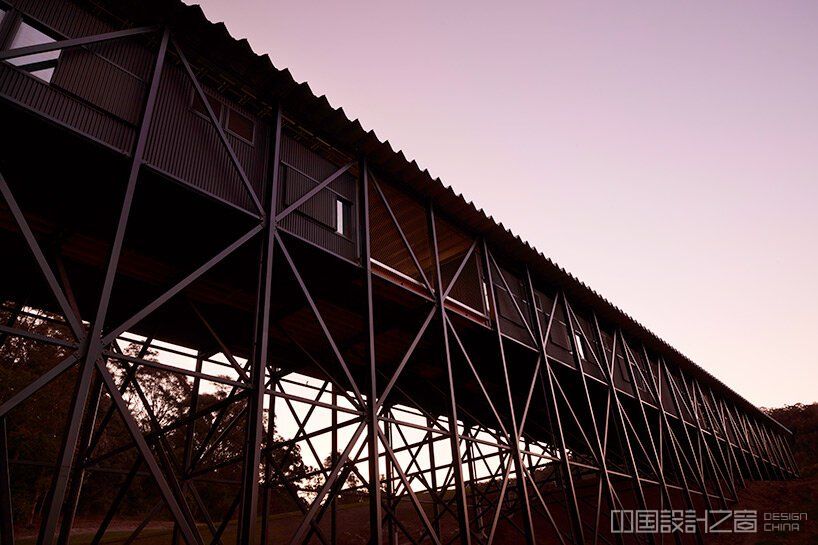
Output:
192,0,817,408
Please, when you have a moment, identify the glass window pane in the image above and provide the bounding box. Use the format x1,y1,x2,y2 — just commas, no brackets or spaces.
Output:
9,21,60,66
335,198,345,235
7,21,60,82
227,108,254,142
28,66,55,83
574,333,586,360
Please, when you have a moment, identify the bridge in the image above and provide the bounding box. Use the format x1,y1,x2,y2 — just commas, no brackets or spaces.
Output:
0,1,797,544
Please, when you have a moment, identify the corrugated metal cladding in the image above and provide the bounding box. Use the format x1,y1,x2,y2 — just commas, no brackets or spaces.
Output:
35,0,156,125
143,63,267,212
0,0,152,152
432,215,489,312
370,178,434,279
627,348,656,403
444,252,485,314
494,266,534,346
544,300,577,369
368,184,426,282
536,292,640,393
2,0,267,212
19,0,155,83
277,133,358,261
14,0,109,37
0,64,136,152
53,43,149,125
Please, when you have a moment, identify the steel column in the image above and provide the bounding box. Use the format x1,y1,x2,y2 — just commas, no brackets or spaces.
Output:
0,419,13,545
481,246,536,545
360,161,384,545
427,205,472,545
237,104,282,545
36,28,170,545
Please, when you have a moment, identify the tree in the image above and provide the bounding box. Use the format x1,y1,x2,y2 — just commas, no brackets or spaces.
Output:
764,403,818,478
0,302,318,529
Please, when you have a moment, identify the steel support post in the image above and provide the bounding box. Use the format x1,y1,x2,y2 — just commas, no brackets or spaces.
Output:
776,433,794,476
36,28,169,545
0,418,13,545
662,367,714,512
681,375,729,508
618,336,683,545
750,419,780,478
695,383,739,502
761,424,788,477
735,409,766,479
383,408,397,545
560,295,623,545
577,312,654,545
464,427,484,539
522,276,584,545
360,160,384,545
704,388,745,495
56,375,103,545
782,435,801,478
641,355,704,545
740,414,766,477
51,257,93,542
426,416,443,537
237,103,281,545
173,352,204,545
719,400,753,480
733,404,770,480
481,245,536,545
330,387,338,545
427,205,472,545
260,369,279,545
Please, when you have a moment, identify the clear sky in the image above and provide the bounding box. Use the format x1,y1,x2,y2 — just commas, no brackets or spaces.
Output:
191,0,817,408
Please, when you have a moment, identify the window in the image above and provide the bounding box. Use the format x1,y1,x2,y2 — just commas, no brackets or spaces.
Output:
191,90,255,145
574,333,586,360
335,197,350,237
226,108,254,143
7,20,61,83
549,322,572,350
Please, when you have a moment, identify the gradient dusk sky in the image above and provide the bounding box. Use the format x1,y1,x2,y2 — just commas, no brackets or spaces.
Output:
191,0,817,408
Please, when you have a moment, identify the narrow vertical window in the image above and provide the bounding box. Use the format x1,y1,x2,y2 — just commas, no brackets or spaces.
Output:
574,333,586,360
335,197,348,236
7,21,61,83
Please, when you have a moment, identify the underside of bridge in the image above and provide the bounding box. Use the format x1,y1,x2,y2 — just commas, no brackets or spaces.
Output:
0,2,797,545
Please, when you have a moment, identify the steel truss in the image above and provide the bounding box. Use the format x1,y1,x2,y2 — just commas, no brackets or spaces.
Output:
0,24,798,545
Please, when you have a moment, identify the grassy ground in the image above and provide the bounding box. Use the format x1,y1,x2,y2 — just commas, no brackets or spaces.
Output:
14,478,817,545
707,477,818,545
15,502,373,545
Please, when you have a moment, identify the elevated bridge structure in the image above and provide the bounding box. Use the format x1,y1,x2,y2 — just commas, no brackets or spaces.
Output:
0,1,797,544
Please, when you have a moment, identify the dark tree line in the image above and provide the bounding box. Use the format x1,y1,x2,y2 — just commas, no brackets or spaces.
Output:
764,403,818,478
0,304,317,531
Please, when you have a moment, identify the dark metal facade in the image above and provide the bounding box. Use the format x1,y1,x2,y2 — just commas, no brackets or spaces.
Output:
0,1,798,545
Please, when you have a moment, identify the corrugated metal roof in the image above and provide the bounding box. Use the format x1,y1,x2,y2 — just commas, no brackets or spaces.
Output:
88,0,789,434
